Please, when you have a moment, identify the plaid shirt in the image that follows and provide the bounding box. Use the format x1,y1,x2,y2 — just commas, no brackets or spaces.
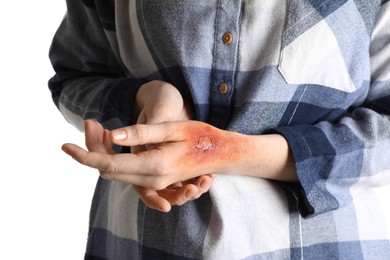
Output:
49,0,390,259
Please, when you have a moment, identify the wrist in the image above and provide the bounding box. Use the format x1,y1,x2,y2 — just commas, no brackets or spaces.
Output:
216,132,297,182
134,80,185,123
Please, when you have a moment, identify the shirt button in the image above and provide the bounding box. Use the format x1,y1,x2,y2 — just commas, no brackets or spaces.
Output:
219,82,228,94
222,32,233,44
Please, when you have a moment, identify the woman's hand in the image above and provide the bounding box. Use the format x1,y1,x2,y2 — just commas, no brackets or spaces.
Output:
131,80,215,212
63,119,220,211
133,80,193,125
62,119,233,187
62,80,297,211
63,118,297,210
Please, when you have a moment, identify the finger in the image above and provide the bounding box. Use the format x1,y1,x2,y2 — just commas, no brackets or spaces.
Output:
84,120,107,153
132,185,171,212
194,174,216,193
180,174,216,200
62,143,102,164
62,143,116,172
110,122,182,147
62,145,164,187
102,129,115,154
157,184,198,206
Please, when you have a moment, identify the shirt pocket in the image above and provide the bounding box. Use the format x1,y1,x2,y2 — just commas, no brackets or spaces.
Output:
277,0,370,93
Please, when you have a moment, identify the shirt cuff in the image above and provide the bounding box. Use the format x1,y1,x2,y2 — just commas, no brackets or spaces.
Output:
272,125,342,218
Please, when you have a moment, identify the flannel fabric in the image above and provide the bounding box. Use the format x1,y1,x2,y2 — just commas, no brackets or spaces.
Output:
49,0,390,259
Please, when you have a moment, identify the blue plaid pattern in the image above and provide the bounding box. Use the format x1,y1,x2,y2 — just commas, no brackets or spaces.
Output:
49,0,390,259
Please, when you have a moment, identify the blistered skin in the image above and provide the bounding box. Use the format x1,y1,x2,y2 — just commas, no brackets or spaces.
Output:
186,124,225,155
195,136,216,152
179,123,246,173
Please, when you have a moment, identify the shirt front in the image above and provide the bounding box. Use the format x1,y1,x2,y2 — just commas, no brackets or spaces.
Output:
49,0,390,259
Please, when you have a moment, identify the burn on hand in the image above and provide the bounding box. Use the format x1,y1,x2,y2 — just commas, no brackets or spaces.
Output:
195,137,215,152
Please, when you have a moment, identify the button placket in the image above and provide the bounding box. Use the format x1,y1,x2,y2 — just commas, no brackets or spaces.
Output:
209,0,242,128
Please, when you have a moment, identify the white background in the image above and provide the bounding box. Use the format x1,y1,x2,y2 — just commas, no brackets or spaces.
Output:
0,1,390,260
1,1,97,259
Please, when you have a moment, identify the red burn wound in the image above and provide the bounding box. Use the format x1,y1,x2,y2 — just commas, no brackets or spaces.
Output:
176,122,248,173
195,136,214,152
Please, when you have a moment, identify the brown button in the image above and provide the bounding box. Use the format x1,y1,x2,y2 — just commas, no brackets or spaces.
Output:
219,82,228,94
222,32,233,44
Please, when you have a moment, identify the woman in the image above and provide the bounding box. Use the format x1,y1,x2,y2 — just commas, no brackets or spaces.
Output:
49,0,390,259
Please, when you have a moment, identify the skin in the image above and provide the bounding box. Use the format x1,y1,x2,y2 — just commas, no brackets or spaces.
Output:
130,81,216,211
62,80,297,212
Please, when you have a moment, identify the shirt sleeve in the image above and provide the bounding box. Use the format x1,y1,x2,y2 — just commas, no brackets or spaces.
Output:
274,1,390,218
48,0,143,131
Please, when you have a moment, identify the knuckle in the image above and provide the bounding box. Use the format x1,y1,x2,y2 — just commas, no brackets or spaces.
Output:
149,168,171,190
131,124,149,141
100,158,119,180
151,160,169,177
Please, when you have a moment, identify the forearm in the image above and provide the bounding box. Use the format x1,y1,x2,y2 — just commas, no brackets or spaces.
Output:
198,129,297,182
239,134,297,182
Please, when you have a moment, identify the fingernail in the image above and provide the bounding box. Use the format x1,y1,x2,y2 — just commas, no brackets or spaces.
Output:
112,130,127,141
